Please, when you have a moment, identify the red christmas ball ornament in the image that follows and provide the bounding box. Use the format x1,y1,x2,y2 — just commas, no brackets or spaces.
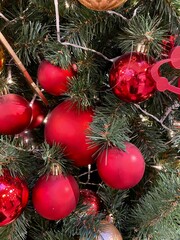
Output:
28,100,47,129
32,172,79,220
0,169,29,227
0,94,32,135
109,52,156,103
96,142,145,190
44,100,98,167
80,189,101,215
37,60,77,96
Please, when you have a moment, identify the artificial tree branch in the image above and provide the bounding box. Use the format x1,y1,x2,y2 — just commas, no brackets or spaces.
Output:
106,7,139,21
134,103,171,131
53,0,115,62
0,32,48,105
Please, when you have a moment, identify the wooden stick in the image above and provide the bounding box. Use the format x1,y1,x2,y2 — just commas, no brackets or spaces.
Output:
0,32,48,105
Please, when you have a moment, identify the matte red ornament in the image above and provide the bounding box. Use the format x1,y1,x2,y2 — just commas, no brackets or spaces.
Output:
96,142,145,190
32,173,79,220
80,189,101,215
0,94,32,135
0,170,29,227
150,46,180,95
44,100,98,167
109,52,156,103
28,100,47,129
37,61,77,96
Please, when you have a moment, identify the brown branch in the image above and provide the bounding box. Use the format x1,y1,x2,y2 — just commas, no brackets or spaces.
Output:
0,32,48,105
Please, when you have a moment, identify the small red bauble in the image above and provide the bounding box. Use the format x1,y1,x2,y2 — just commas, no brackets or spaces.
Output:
44,100,98,167
0,170,29,227
37,61,77,96
0,94,32,135
28,100,47,129
80,189,101,215
32,173,79,220
109,52,156,103
96,142,145,190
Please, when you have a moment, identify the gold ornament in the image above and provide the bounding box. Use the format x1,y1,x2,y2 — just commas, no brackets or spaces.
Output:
78,0,127,11
0,44,5,73
80,220,123,240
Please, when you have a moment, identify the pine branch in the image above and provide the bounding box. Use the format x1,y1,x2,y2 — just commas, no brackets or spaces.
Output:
127,170,180,239
0,213,29,240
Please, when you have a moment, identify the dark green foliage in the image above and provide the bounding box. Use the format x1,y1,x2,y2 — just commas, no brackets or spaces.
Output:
127,170,180,239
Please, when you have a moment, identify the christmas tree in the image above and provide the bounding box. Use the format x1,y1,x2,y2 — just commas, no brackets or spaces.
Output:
0,0,180,239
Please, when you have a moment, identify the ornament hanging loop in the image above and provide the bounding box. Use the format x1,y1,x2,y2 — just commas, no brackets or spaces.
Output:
51,163,62,176
0,32,48,106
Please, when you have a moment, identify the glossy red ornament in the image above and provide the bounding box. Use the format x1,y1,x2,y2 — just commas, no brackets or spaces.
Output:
37,60,77,96
109,52,156,103
96,142,145,190
32,173,79,220
28,100,47,129
0,170,29,226
44,100,98,167
0,94,32,135
80,189,101,215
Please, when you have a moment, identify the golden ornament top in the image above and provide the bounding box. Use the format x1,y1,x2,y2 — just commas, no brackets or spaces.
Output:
78,0,127,11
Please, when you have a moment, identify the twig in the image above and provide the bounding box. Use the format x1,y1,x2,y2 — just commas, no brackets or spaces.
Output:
0,13,9,22
53,0,115,62
106,10,128,21
134,103,171,131
0,32,48,105
54,0,61,42
160,101,180,123
106,7,139,22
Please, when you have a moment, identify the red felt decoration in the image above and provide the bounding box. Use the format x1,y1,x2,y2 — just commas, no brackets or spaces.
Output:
0,170,29,227
37,61,77,96
0,94,32,135
44,100,98,167
28,100,47,129
150,46,180,95
80,189,101,215
96,142,145,190
109,52,156,103
32,173,79,220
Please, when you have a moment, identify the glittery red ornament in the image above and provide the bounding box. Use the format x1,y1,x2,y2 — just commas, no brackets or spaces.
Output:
32,173,79,220
37,61,77,96
44,100,98,167
109,52,156,103
96,142,145,190
0,170,29,227
80,189,101,215
28,100,47,129
0,94,32,135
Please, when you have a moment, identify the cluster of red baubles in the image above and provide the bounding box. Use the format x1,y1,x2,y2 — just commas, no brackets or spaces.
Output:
1,51,157,225
0,94,47,135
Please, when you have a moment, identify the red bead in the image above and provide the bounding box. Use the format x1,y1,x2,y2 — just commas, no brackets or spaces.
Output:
28,100,47,129
109,52,156,103
0,170,29,227
80,189,101,215
44,100,99,167
0,94,32,135
32,174,79,220
96,143,145,190
37,61,77,96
